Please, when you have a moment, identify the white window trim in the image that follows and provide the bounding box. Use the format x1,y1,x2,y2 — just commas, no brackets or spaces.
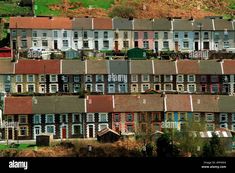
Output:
19,115,28,124
154,75,161,82
45,125,56,135
72,124,82,135
60,124,68,139
86,124,95,138
193,113,200,122
206,123,215,131
187,75,195,82
60,114,68,123
177,75,184,83
62,75,68,82
73,84,80,93
219,113,228,122
98,123,109,131
7,115,14,122
16,75,23,83
206,113,214,122
39,74,46,82
220,123,228,129
187,84,196,93
72,113,82,123
164,83,173,91
16,84,23,93
177,84,184,92
39,84,46,93
96,75,104,82
26,84,35,92
141,83,150,92
73,75,80,83
118,84,127,93
27,75,35,82
33,114,41,124
95,83,104,93
99,113,108,122
45,114,55,124
131,84,138,93
164,75,173,82
63,84,69,92
86,113,95,122
49,84,58,93
50,75,58,82
85,83,92,92
33,125,42,139
131,75,138,82
108,84,115,93
231,124,235,131
232,113,235,122
18,126,29,136
86,75,93,82
141,74,149,82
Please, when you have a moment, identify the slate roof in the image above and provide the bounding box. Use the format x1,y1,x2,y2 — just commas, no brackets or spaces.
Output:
32,96,85,114
72,18,93,30
86,60,108,74
218,95,235,112
86,95,114,113
15,60,60,74
153,19,172,30
154,60,177,74
0,60,14,74
114,94,163,112
129,60,153,74
62,60,85,74
177,60,200,74
192,95,219,112
199,60,222,75
4,97,32,114
165,94,192,112
173,19,194,31
193,19,214,31
214,19,233,31
133,19,154,30
113,18,133,30
109,60,129,74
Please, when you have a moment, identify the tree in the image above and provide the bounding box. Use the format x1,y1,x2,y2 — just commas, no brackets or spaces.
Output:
202,133,226,157
109,5,136,19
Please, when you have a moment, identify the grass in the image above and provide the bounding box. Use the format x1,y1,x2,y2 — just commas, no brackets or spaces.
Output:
0,144,35,150
0,2,32,16
35,0,114,16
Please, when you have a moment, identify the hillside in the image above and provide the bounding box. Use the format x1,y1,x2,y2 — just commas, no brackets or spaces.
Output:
34,0,235,19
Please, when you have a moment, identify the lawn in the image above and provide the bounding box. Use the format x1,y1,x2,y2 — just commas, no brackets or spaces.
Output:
35,0,114,16
0,144,35,150
0,2,32,16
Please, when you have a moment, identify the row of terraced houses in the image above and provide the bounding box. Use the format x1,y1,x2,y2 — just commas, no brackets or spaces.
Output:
9,16,235,53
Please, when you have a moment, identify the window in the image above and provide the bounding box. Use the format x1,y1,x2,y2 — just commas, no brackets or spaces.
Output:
203,42,209,49
61,75,68,82
27,84,35,93
12,30,16,37
119,84,127,93
54,31,58,38
114,32,118,39
142,74,149,82
193,113,200,122
16,84,23,93
96,84,104,93
154,32,158,39
50,75,57,82
131,75,138,82
42,32,47,37
96,75,104,82
220,123,228,129
179,112,187,121
46,125,55,135
187,84,196,93
164,84,172,91
16,75,22,82
21,30,26,38
164,75,173,82
74,84,80,93
85,75,92,82
200,84,207,92
144,32,148,39
232,124,235,131
141,84,150,92
163,41,169,48
174,32,178,39
154,75,161,82
206,123,215,131
94,32,98,39
188,75,195,82
103,40,109,49
62,40,68,47
194,32,199,39
104,31,108,39
62,84,68,92
204,32,209,39
126,113,133,122
27,75,34,82
7,116,14,122
73,75,80,82
42,40,48,47
60,114,68,123
166,112,174,121
134,32,138,39
124,32,128,39
184,32,188,39
72,125,82,135
177,84,184,92
49,84,58,93
123,41,129,48
224,41,229,48
113,113,120,122
46,114,54,123
99,113,108,122
99,124,109,131
211,84,219,93
163,32,168,39
83,31,88,39
232,113,235,122
143,41,149,49
211,75,219,83
74,31,78,39
33,114,41,124
83,40,89,48
220,113,228,122
39,75,46,82
183,41,189,48
73,114,82,123
63,31,67,38
85,84,92,92
87,113,94,122
214,32,219,40
32,31,37,37
19,115,27,124
19,126,28,136
206,113,214,122
200,75,207,83
108,84,115,93
177,75,184,83
39,84,46,93
21,40,27,48
126,124,134,132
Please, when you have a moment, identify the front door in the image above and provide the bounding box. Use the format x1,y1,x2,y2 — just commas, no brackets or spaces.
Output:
8,128,13,140
175,41,179,51
34,126,41,139
54,40,58,50
115,41,118,51
195,42,199,51
17,85,22,93
214,43,219,51
95,41,99,50
88,125,94,138
62,127,67,139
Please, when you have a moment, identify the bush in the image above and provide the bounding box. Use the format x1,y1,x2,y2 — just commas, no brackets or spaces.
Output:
109,5,136,18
